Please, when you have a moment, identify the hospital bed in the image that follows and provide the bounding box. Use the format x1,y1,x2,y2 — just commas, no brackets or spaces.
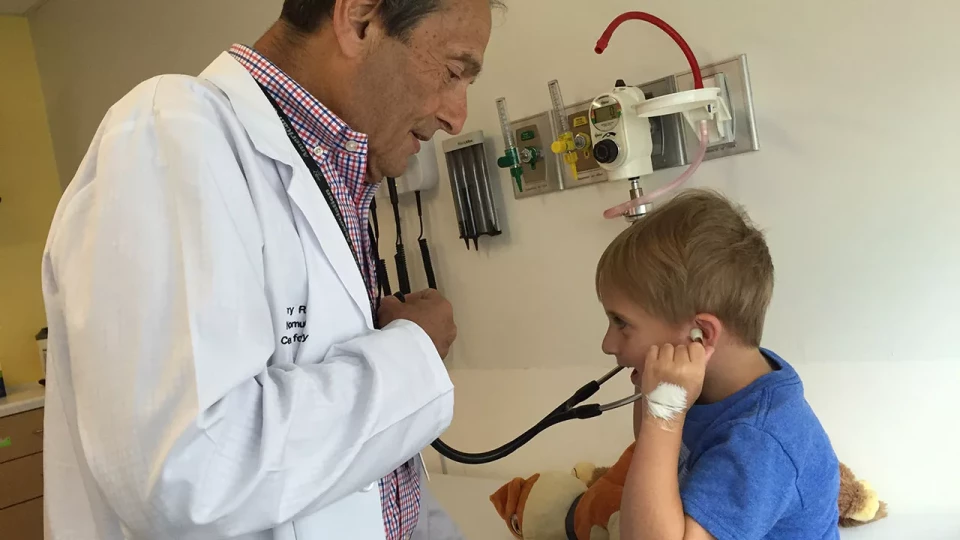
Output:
425,473,516,539
426,473,960,540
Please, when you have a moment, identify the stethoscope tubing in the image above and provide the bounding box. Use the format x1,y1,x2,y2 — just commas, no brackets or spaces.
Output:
430,362,642,464
390,292,646,465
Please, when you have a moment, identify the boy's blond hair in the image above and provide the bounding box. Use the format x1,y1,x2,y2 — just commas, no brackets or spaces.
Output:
595,189,774,347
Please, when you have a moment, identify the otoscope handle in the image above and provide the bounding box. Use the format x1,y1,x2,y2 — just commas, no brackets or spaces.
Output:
420,238,437,290
387,177,400,205
395,245,411,295
377,259,391,296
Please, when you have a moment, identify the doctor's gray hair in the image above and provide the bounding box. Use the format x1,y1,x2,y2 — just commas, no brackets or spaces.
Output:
281,0,504,40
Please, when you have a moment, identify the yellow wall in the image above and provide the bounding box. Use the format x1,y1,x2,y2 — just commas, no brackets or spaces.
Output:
0,16,61,387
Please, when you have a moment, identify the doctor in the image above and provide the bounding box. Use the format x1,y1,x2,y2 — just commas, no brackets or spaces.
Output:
40,0,496,538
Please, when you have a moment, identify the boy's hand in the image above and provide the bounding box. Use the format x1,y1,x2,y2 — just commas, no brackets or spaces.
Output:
640,343,715,411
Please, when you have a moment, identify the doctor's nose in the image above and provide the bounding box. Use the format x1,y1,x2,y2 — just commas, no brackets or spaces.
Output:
437,88,468,135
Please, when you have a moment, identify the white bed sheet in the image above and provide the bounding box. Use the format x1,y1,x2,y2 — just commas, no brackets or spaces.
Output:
838,514,960,540
425,473,960,540
425,473,517,540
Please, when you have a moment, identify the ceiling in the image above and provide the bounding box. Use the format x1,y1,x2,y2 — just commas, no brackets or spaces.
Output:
0,0,47,15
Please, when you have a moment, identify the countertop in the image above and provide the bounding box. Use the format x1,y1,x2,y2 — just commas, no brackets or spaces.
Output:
0,383,46,418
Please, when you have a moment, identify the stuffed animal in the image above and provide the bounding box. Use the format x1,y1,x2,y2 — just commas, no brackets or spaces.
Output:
488,470,592,539
838,462,888,527
490,444,886,540
490,444,635,540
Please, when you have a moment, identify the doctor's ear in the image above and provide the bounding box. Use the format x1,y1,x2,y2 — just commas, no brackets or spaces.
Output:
332,0,385,57
691,314,722,348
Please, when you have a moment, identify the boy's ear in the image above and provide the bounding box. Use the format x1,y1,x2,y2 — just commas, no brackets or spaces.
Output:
693,314,722,347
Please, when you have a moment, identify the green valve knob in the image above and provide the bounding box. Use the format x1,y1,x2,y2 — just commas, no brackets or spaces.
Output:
497,147,519,169
498,147,524,193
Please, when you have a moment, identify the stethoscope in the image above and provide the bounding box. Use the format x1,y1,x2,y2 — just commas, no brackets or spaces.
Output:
431,363,643,464
392,290,704,464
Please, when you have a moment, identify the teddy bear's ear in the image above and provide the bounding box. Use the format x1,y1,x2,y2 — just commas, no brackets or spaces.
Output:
490,474,541,538
490,478,525,520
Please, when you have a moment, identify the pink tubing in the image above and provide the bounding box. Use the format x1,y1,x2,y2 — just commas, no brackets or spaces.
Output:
602,120,710,220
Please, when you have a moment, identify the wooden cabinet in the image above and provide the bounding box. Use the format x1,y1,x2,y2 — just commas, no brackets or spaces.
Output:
0,497,43,540
0,408,44,463
0,406,44,540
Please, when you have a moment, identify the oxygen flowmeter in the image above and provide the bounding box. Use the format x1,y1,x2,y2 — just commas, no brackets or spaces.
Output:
548,80,584,179
495,97,540,193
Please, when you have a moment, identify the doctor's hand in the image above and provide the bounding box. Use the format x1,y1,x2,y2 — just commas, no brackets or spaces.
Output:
379,289,458,359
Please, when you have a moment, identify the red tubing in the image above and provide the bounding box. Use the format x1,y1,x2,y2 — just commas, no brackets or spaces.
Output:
595,11,704,89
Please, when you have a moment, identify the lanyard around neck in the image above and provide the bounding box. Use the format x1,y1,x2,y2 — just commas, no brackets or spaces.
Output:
257,84,396,325
257,85,366,278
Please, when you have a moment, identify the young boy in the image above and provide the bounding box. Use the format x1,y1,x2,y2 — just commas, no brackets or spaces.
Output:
595,190,840,540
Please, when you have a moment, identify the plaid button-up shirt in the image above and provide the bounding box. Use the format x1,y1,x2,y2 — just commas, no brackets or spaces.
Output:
229,43,421,540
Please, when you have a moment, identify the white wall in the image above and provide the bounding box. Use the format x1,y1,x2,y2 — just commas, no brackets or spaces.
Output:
30,0,960,517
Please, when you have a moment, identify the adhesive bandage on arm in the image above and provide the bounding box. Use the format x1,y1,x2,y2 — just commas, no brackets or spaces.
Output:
645,383,688,421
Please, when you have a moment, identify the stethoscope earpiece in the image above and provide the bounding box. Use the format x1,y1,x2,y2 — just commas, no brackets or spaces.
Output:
690,327,704,344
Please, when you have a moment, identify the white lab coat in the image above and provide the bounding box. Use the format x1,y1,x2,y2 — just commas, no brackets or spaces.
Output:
40,52,455,540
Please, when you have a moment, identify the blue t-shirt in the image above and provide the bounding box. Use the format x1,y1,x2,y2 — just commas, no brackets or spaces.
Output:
678,349,840,540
